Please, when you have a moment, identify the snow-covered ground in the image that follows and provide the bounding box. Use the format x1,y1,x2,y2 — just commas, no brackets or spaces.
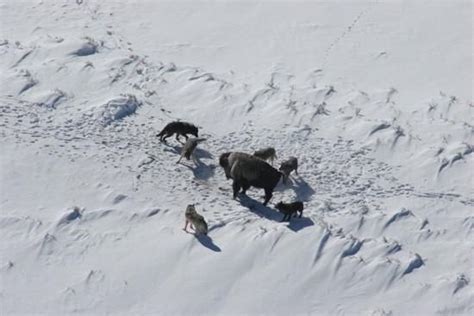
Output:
1,0,473,315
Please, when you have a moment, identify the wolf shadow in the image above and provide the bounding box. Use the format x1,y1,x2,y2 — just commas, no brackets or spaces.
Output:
194,234,221,252
179,149,215,181
275,175,315,202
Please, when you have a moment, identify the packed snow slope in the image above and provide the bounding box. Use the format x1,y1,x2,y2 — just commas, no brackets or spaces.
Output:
1,0,473,315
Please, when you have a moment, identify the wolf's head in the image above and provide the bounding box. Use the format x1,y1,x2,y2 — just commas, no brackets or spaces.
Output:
190,125,199,137
185,204,196,215
219,152,231,168
274,201,284,211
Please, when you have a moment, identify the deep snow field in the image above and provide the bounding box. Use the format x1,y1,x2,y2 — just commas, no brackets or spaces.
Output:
1,0,473,315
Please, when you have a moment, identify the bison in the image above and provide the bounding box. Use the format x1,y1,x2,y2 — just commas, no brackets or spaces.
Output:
219,152,282,206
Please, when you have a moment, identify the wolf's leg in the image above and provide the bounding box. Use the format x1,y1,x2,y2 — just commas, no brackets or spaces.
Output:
183,220,189,231
177,147,186,163
163,132,172,142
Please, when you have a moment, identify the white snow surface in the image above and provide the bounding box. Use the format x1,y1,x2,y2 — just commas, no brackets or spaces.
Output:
1,0,473,315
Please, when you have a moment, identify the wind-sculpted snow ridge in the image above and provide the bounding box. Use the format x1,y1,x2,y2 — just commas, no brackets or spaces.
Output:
88,94,142,127
0,0,473,315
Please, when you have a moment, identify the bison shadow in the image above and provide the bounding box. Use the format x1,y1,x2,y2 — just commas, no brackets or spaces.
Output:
238,195,314,231
238,194,284,222
195,234,221,252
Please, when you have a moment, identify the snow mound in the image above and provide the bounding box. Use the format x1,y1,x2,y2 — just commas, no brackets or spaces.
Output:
91,95,142,126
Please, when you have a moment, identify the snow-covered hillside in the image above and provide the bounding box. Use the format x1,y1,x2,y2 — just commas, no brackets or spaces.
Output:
1,0,473,315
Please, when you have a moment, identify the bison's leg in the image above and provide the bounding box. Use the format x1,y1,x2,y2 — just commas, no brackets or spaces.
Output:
263,188,273,206
232,181,241,199
282,214,289,222
299,210,303,218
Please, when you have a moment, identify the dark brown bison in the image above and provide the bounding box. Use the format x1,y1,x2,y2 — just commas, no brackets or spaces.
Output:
219,152,282,206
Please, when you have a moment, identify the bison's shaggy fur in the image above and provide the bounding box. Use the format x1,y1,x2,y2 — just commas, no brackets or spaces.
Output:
220,152,282,205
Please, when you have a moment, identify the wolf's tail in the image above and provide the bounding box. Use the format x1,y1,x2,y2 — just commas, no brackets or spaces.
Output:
195,220,208,235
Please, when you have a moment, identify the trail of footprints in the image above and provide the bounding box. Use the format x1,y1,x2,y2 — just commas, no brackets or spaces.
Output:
1,3,472,303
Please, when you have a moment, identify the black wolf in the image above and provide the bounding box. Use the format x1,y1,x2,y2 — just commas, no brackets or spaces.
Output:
275,201,304,221
157,121,198,143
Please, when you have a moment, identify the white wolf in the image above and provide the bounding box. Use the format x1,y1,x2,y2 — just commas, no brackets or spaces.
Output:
177,137,206,164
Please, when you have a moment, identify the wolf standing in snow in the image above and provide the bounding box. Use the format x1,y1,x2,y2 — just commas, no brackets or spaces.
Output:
279,156,298,184
157,121,199,143
183,204,208,235
275,201,304,221
176,137,206,163
253,147,277,165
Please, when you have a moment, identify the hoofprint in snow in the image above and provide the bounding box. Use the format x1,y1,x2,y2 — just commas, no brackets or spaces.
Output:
0,1,473,315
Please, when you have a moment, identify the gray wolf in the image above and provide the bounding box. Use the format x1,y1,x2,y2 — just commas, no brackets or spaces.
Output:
157,121,199,143
184,204,208,235
253,147,277,165
275,201,304,221
279,157,298,184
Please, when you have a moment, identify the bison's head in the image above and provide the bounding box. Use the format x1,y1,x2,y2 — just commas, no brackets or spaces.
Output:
219,152,231,168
